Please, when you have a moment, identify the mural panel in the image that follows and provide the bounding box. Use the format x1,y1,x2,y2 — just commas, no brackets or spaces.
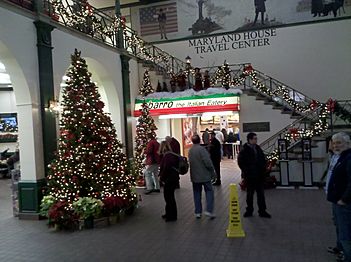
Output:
131,0,350,42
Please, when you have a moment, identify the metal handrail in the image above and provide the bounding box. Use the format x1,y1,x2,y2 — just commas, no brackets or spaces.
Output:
42,0,188,75
4,0,34,10
260,104,329,156
252,69,316,114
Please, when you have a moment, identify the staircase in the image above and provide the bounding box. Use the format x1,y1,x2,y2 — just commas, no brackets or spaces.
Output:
206,63,351,187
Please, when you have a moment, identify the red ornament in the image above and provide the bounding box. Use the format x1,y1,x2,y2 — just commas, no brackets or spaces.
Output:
327,98,335,112
289,128,299,140
309,100,318,110
96,101,105,110
244,64,253,73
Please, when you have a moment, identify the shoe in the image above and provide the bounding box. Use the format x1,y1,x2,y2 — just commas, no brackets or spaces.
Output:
243,211,253,217
153,189,160,193
161,214,167,219
336,253,345,262
327,246,342,255
195,213,202,219
259,211,272,218
165,218,177,222
144,190,153,195
204,211,216,219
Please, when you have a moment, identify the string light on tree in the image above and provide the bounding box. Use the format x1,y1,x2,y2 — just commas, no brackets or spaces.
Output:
139,70,154,97
133,102,157,185
45,49,136,207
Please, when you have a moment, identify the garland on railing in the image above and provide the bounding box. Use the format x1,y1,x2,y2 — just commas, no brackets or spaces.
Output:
210,64,320,113
50,0,186,75
266,102,332,161
334,101,351,123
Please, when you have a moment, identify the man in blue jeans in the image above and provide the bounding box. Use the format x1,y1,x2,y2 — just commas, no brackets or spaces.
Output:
327,132,351,262
188,135,216,219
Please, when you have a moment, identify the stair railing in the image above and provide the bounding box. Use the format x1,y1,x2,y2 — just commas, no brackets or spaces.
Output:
3,0,34,11
42,0,188,75
260,104,329,159
331,100,351,130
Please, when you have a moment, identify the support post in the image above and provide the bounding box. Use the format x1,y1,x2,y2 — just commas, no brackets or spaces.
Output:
18,21,57,219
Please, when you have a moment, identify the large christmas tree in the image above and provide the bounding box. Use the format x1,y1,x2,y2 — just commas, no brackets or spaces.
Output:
134,102,157,182
46,49,136,204
139,70,154,97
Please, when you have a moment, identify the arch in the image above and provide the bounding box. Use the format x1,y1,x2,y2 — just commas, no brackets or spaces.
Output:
0,41,45,181
58,57,124,139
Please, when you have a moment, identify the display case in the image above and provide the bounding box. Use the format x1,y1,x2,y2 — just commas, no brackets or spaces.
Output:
0,113,18,143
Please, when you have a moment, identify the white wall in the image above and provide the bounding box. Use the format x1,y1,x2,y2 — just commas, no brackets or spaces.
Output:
0,91,16,112
156,19,351,101
239,94,293,143
0,7,45,181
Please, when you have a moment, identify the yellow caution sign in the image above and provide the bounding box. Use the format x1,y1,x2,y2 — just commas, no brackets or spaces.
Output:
226,183,245,238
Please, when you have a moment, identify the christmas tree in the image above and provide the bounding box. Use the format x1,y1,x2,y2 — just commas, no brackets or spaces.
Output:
46,49,136,205
139,70,154,96
221,62,231,90
134,102,157,183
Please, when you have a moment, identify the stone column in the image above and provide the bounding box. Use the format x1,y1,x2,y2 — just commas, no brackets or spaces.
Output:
18,20,57,219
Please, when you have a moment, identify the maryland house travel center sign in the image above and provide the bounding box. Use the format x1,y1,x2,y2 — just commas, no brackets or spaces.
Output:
134,93,240,117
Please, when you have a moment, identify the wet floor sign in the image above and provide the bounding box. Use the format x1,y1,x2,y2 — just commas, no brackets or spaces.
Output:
226,183,245,238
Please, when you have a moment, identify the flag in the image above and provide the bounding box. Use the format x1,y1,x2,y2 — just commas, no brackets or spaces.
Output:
139,2,178,37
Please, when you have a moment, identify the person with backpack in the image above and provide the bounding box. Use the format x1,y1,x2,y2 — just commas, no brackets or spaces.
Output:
144,133,161,195
188,135,216,219
159,141,180,222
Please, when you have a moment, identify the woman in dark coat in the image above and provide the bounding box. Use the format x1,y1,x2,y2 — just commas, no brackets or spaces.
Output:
159,141,180,222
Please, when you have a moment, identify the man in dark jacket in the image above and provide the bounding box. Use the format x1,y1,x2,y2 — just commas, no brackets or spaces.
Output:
327,132,351,262
209,132,221,185
238,132,271,218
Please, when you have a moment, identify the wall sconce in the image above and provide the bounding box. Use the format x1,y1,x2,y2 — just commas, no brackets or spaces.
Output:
48,98,61,116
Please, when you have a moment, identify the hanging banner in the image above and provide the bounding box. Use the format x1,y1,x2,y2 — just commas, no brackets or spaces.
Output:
134,93,240,116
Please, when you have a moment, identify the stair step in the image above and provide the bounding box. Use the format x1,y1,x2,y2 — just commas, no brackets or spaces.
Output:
281,109,293,114
242,89,255,94
312,136,326,141
255,96,267,101
272,105,284,110
290,115,302,119
264,101,276,105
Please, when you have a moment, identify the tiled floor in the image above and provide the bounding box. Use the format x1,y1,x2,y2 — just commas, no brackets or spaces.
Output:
0,159,337,262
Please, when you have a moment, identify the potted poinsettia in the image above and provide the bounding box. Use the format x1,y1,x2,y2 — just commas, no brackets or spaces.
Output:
72,197,104,229
40,195,56,218
103,196,128,224
48,200,78,230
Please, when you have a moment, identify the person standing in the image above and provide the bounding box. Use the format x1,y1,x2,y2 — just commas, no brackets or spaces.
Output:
159,141,179,222
144,133,161,194
209,132,221,185
215,129,225,158
158,8,168,40
238,132,271,218
165,136,181,155
188,135,216,219
202,128,210,146
327,132,351,262
253,0,266,25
